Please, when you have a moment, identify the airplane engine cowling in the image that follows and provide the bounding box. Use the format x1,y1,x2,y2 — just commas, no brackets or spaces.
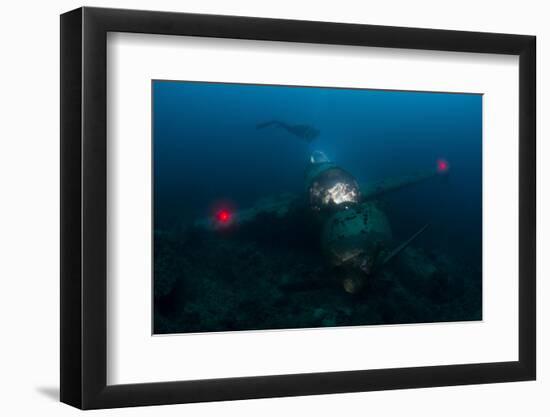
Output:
321,202,392,267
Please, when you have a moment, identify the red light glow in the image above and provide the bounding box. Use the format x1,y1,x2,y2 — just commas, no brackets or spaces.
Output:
216,210,231,223
437,159,449,173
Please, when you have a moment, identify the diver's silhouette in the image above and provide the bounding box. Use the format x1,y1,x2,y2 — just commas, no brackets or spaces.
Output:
256,120,320,143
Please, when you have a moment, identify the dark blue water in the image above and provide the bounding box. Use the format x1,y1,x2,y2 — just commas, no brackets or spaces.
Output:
153,80,482,333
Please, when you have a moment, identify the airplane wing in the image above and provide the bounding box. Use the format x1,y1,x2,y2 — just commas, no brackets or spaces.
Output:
193,193,301,231
360,161,448,201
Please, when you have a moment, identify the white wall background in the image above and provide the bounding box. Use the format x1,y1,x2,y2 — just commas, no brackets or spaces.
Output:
0,0,545,415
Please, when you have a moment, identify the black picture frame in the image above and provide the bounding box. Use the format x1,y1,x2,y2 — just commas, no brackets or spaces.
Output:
60,6,536,410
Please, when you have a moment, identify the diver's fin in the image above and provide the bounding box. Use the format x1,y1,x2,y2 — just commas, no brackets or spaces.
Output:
256,120,281,129
382,223,430,266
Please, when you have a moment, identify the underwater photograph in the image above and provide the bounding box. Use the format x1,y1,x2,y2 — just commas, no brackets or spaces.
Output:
152,80,482,335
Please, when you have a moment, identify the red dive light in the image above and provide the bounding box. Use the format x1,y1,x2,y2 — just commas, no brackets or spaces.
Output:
437,159,450,174
216,209,231,223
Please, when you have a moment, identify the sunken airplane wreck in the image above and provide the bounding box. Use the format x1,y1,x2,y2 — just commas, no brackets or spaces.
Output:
194,149,450,294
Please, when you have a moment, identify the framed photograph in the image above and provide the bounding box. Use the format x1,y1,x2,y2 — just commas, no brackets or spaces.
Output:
60,7,536,409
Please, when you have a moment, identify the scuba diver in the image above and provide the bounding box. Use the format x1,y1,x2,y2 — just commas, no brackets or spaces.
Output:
256,120,320,143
